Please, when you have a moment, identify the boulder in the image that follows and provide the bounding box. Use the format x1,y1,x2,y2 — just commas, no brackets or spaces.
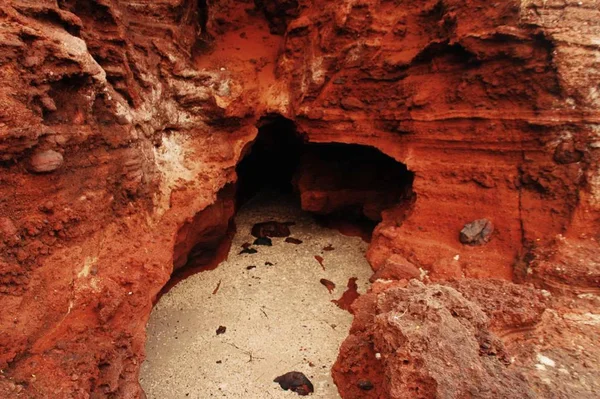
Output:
333,280,537,399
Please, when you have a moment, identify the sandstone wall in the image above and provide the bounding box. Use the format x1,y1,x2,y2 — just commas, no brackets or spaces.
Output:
0,0,598,397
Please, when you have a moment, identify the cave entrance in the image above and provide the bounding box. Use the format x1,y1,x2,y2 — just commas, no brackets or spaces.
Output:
236,114,415,226
236,115,304,203
141,116,415,398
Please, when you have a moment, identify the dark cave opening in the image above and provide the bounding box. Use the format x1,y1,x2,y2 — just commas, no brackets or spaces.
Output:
294,142,414,221
159,115,415,299
236,115,305,204
196,0,210,39
236,114,415,219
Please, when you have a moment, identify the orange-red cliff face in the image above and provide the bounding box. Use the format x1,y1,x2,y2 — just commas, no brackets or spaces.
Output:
282,0,599,283
0,0,599,397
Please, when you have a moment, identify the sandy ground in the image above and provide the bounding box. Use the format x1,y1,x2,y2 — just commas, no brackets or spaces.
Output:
140,193,373,398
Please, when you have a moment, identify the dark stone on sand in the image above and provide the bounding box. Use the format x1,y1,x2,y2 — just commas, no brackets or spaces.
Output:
274,371,314,396
239,248,258,255
253,237,272,246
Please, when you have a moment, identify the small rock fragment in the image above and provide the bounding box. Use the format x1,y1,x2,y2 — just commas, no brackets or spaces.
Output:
246,265,256,270
216,326,226,335
28,150,64,173
274,371,314,396
340,96,364,110
553,140,583,164
459,219,494,246
314,255,325,270
40,96,57,112
23,55,42,67
39,201,54,213
320,279,336,293
285,237,303,244
251,221,291,238
253,237,272,246
265,261,273,266
323,244,335,251
537,354,556,368
0,217,18,238
370,254,420,282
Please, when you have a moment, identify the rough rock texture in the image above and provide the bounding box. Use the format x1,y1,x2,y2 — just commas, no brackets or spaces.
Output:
294,144,414,221
0,0,599,397
333,279,600,398
369,254,421,282
517,234,600,295
459,218,495,246
332,280,538,398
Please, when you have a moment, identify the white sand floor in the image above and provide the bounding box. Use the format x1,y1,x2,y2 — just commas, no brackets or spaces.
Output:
140,193,373,398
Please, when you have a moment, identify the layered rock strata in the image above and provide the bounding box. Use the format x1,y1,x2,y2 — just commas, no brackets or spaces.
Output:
0,0,599,397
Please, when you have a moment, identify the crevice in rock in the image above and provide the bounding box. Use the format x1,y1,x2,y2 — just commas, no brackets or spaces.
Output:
195,0,211,41
413,41,480,67
254,0,300,35
43,74,91,125
160,183,237,301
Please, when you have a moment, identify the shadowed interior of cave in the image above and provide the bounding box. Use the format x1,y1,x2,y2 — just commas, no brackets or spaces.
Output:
236,114,415,220
236,115,305,203
160,115,415,298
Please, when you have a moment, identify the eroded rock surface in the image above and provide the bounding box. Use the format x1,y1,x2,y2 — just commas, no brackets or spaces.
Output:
0,0,599,397
334,279,600,399
333,280,538,398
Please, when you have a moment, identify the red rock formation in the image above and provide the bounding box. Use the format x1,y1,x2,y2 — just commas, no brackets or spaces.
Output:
335,278,600,398
283,0,600,282
333,280,542,398
0,0,598,397
172,184,235,270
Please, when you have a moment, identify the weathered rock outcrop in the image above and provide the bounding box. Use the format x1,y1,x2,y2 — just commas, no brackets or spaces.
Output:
280,0,600,281
333,280,542,398
334,279,600,398
0,0,599,397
